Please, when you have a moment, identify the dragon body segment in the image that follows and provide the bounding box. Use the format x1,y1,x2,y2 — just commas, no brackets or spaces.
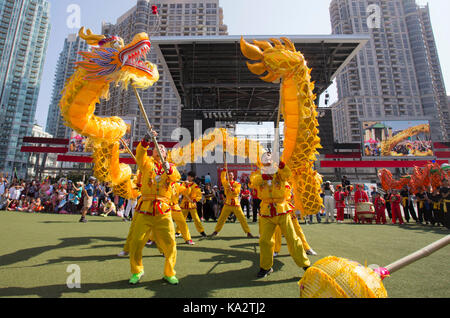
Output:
60,28,267,199
379,162,450,193
241,37,323,216
59,28,159,199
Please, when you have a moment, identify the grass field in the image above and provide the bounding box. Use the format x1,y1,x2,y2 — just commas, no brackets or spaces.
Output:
0,210,448,298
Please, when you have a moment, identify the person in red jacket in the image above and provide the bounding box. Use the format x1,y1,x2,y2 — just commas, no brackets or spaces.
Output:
334,185,346,223
390,189,404,225
354,184,369,223
374,192,387,224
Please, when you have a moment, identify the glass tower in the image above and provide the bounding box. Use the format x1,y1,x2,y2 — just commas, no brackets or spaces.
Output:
0,0,50,178
45,34,89,139
330,0,449,143
98,0,228,142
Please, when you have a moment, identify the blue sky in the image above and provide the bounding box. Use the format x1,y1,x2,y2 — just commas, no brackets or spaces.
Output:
34,0,450,128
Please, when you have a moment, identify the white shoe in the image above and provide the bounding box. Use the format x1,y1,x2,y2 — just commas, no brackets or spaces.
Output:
117,251,129,257
175,233,182,238
146,240,154,246
273,252,279,257
306,249,318,256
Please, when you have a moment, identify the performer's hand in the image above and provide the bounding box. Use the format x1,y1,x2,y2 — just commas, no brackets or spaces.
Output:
163,161,171,172
143,133,152,143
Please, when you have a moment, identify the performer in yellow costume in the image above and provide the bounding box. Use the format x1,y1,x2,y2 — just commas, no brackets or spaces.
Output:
118,171,143,257
180,171,207,238
210,171,256,238
171,181,195,244
273,184,317,257
250,152,310,278
128,133,181,285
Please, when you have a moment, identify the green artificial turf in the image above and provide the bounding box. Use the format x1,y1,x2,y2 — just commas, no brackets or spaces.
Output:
0,211,448,298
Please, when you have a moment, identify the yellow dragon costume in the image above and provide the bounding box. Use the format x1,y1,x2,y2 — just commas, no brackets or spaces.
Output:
59,28,264,200
240,37,323,217
378,162,450,194
59,29,322,218
59,28,158,199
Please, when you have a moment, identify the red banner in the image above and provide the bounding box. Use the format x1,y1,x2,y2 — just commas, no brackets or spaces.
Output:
21,146,68,154
435,152,450,158
57,155,136,164
320,160,449,168
23,137,69,145
324,153,361,159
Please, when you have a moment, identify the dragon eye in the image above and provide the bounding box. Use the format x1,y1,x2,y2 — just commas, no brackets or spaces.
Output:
111,41,121,49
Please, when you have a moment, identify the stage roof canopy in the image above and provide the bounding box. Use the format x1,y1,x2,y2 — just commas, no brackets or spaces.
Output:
154,34,369,122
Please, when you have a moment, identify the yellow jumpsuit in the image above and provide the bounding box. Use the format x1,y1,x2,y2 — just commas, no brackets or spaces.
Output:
273,184,312,254
123,171,144,254
180,181,205,235
214,171,251,235
250,164,310,271
147,183,184,252
171,182,192,242
123,211,142,253
129,142,181,277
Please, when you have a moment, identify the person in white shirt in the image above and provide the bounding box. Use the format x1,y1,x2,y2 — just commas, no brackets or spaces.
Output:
9,185,16,201
0,177,8,195
14,184,24,200
124,198,137,221
0,188,11,209
322,181,335,223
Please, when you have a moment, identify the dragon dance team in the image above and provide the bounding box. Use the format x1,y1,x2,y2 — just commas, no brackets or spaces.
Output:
121,133,313,285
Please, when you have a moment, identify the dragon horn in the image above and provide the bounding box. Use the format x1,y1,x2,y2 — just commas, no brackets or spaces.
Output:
246,62,267,76
240,37,263,61
79,27,106,46
260,71,280,83
253,40,273,51
269,38,283,48
280,37,296,52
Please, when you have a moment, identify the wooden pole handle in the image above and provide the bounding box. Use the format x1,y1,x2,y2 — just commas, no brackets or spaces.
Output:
132,82,168,174
120,138,137,163
385,235,450,274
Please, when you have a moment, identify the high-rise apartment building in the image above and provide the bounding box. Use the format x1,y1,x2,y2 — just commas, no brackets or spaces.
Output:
45,34,89,139
0,0,51,178
330,0,449,143
98,0,228,142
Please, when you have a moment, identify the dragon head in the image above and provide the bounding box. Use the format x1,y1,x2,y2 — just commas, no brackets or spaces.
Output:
240,37,311,83
76,27,159,89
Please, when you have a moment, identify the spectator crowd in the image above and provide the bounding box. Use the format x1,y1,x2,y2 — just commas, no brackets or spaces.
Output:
0,173,259,225
1,172,448,230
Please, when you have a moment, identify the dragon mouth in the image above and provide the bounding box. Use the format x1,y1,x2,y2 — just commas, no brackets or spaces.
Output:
119,40,153,74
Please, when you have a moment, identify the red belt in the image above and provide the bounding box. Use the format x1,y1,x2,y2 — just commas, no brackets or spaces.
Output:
260,203,291,218
138,199,169,216
225,199,239,207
